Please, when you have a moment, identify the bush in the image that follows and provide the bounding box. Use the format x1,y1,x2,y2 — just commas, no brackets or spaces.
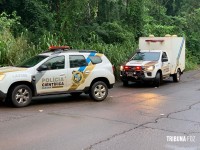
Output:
185,49,199,70
0,12,28,65
95,22,134,44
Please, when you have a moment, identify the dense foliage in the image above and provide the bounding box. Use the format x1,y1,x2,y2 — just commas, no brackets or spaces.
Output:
0,0,199,77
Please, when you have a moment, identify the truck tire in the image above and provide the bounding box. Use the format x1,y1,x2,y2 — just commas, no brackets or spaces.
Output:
173,69,181,82
153,72,161,87
89,81,108,102
123,81,129,86
10,85,32,107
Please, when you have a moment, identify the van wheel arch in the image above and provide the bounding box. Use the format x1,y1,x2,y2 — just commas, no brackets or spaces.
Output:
5,82,34,107
8,81,35,97
90,77,110,89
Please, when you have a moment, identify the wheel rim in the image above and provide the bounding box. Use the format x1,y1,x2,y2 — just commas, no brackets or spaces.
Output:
94,84,106,99
15,88,30,104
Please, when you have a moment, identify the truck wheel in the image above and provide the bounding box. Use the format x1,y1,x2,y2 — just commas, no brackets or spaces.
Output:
89,81,108,102
154,72,161,87
123,81,129,86
10,85,32,107
173,69,181,82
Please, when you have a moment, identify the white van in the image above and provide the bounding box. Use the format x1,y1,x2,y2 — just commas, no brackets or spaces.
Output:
0,46,115,107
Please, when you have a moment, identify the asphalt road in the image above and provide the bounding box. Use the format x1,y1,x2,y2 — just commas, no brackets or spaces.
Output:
1,70,200,150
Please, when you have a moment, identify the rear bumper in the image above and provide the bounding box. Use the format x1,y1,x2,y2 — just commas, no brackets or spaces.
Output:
0,90,6,101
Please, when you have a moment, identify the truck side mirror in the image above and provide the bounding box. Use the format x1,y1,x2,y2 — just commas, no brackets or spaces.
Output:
37,65,48,72
162,58,168,62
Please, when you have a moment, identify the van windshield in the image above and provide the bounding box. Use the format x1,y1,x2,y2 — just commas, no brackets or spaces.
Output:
130,52,160,61
17,55,48,68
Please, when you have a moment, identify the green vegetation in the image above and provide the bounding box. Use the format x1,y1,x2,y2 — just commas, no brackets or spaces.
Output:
0,0,199,75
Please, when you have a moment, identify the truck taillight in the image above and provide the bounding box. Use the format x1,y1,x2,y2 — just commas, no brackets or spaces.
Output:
121,66,142,71
135,66,142,71
120,65,129,71
124,66,130,71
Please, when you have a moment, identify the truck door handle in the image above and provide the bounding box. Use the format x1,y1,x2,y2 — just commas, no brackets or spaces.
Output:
60,74,65,76
85,70,90,74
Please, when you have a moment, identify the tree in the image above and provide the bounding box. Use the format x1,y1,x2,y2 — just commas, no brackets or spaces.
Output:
125,0,145,38
0,0,54,35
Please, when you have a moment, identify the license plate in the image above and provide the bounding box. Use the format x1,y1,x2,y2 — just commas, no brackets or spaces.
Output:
127,72,135,77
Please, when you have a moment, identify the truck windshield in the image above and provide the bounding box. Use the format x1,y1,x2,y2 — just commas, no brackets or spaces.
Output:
17,55,48,68
130,52,160,61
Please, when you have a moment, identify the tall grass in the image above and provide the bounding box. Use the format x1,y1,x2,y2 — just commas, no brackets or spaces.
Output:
185,51,199,70
0,30,64,66
0,29,29,66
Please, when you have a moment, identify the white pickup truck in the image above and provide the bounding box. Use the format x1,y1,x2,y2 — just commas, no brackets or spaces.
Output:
120,35,185,86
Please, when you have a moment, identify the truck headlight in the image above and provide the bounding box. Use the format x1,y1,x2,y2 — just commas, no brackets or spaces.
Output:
146,65,155,72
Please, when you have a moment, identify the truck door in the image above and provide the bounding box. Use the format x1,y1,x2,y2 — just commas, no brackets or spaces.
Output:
161,52,170,75
35,55,67,94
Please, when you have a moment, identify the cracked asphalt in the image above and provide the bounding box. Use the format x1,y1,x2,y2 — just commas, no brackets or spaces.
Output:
1,70,200,150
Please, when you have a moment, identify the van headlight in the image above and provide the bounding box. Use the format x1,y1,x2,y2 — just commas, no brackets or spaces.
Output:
146,65,155,72
0,74,5,80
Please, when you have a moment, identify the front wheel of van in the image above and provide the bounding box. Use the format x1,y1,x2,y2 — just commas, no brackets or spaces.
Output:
173,69,181,82
10,85,32,107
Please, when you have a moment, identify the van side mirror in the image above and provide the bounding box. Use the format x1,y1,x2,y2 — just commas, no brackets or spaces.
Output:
162,58,168,62
37,65,48,72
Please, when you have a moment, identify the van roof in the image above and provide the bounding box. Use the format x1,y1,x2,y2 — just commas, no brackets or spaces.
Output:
40,49,99,56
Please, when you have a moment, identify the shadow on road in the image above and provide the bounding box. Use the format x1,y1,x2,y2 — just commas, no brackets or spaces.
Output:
0,94,92,108
32,94,91,106
118,79,174,89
